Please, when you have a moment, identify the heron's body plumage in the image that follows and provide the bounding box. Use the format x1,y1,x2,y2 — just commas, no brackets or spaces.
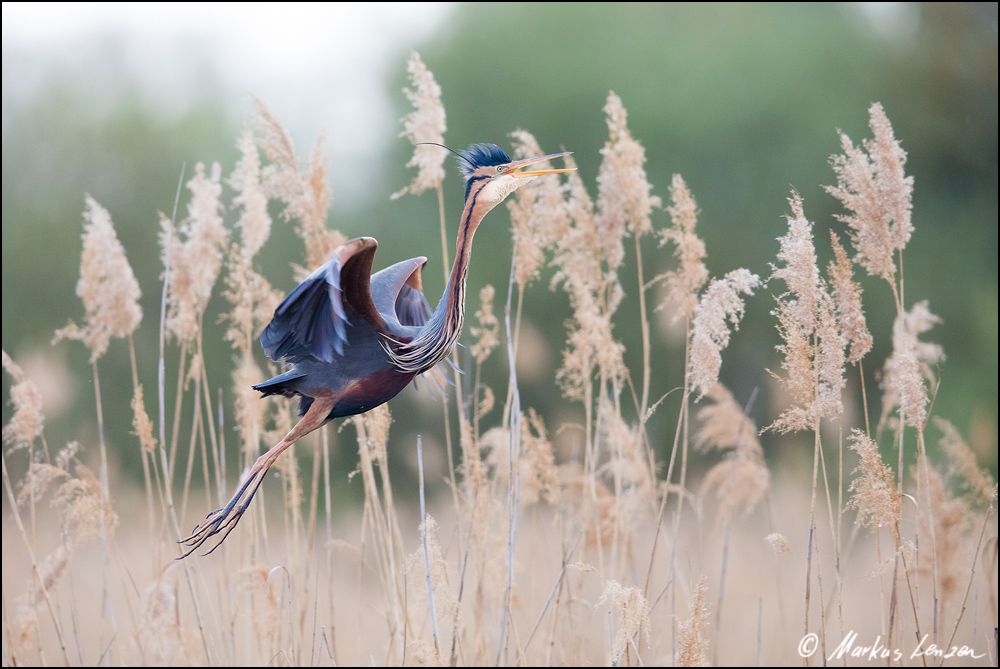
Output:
180,142,572,557
253,238,431,419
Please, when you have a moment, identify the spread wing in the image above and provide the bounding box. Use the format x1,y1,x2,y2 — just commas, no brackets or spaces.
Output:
260,237,385,363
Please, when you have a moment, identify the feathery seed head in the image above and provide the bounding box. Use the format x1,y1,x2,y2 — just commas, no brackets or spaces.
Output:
470,284,499,364
827,230,872,364
688,269,761,400
847,429,901,534
658,174,709,321
826,103,913,284
883,300,943,428
675,575,710,667
54,196,142,361
766,193,847,432
596,92,661,269
2,350,45,453
934,417,995,508
229,126,272,260
253,97,339,273
507,130,569,288
161,163,228,344
599,580,652,664
393,51,447,199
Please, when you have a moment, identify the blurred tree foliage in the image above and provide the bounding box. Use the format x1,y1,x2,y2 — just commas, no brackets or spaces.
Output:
3,3,996,489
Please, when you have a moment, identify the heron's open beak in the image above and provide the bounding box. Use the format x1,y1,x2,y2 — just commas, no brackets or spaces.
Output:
506,152,575,178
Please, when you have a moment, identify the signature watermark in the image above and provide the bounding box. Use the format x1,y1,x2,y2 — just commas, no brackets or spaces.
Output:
798,630,987,663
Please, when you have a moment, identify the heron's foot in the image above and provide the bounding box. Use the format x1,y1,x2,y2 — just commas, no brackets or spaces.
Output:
178,413,325,558
177,469,265,558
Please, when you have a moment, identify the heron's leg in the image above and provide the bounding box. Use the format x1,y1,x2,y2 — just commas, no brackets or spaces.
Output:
178,390,337,557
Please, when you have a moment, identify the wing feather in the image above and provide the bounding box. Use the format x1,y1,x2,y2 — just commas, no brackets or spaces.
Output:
260,237,381,363
370,256,430,333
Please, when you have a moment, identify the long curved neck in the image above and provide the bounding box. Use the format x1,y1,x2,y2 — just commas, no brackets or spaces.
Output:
438,184,492,326
386,184,495,374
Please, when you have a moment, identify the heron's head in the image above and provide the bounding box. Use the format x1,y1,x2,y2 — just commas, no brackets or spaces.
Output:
455,143,573,208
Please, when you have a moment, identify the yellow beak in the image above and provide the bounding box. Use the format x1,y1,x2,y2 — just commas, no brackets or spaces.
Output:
506,152,575,178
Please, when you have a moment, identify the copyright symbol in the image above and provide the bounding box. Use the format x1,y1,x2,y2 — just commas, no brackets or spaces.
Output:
798,633,819,657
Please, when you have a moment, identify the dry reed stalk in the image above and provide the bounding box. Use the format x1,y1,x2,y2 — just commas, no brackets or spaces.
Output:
880,300,943,637
649,176,707,601
824,104,939,655
411,439,460,662
161,163,227,347
53,196,142,499
415,439,440,654
814,423,847,651
246,102,350,649
147,164,213,663
940,484,997,656
766,193,846,434
2,450,71,665
548,155,599,481
671,266,760,633
765,192,853,658
595,92,661,417
158,162,228,508
51,195,145,660
847,428,901,638
915,460,972,627
1,410,43,625
154,180,177,524
131,384,162,551
276,418,304,562
522,530,583,655
456,425,509,662
222,122,286,559
223,129,280,353
16,441,124,662
694,385,766,641
880,301,943,436
178,355,203,522
919,418,994,647
547,144,634,577
827,231,873,367
352,406,406,661
392,53,467,524
587,98,657,577
652,177,761,609
496,252,525,665
825,229,872,643
504,130,568,399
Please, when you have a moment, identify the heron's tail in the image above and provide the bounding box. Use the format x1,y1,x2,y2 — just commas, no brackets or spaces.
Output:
251,369,306,398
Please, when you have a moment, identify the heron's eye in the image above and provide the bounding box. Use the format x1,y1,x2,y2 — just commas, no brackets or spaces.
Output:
497,166,503,173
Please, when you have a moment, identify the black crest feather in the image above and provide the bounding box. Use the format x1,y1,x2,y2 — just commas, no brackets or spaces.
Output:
456,143,511,179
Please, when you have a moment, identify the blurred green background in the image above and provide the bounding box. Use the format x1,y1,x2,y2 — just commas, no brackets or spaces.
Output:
3,3,996,498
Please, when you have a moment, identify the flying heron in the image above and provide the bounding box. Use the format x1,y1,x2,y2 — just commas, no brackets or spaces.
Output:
180,143,572,557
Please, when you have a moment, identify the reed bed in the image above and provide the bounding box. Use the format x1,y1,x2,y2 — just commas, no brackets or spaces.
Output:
2,52,996,666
